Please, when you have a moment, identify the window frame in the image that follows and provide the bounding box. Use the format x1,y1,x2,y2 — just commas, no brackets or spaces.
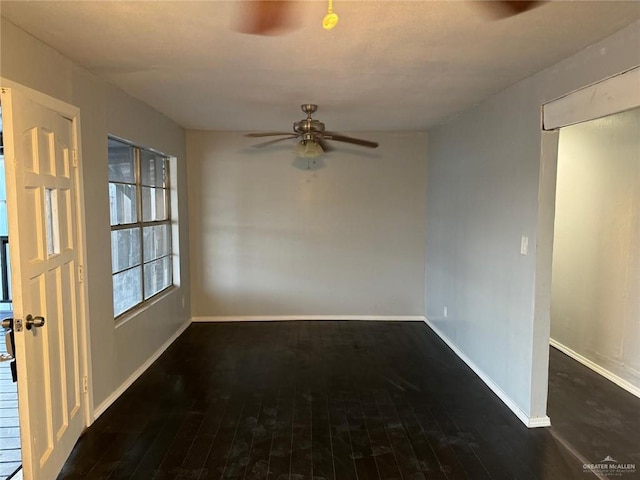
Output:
108,136,173,319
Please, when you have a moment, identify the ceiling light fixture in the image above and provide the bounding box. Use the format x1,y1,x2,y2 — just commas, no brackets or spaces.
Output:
295,139,324,158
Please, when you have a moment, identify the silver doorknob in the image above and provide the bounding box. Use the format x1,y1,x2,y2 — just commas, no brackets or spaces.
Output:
25,314,45,330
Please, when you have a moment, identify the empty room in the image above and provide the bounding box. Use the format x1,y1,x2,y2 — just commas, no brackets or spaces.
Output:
0,2,638,479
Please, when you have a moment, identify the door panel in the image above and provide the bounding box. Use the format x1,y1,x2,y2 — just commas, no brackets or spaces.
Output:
1,87,85,480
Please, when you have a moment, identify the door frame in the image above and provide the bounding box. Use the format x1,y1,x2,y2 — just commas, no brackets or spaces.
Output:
530,66,640,421
0,77,94,430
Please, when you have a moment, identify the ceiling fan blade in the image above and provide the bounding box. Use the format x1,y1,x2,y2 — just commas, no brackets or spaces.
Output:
246,132,294,138
252,136,298,148
324,133,379,149
482,1,543,18
316,137,335,153
236,1,300,36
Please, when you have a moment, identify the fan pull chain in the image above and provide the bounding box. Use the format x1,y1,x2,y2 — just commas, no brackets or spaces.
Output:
323,0,339,30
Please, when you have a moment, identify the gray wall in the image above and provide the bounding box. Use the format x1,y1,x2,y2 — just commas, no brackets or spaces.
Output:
552,107,640,389
187,131,427,317
0,18,191,410
425,21,640,422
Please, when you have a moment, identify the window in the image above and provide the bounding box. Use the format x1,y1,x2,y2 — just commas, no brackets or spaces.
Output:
108,138,172,317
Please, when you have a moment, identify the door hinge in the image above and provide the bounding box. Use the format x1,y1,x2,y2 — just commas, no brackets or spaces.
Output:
78,265,84,283
72,149,79,167
82,376,89,393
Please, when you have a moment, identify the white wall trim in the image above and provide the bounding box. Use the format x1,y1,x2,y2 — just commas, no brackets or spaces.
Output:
527,416,553,428
543,66,640,130
424,318,551,428
93,319,191,419
1,77,80,118
550,338,640,399
192,315,426,322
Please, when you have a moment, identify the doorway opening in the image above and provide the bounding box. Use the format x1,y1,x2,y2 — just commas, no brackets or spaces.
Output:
0,82,94,480
0,103,21,480
546,106,640,468
550,106,640,394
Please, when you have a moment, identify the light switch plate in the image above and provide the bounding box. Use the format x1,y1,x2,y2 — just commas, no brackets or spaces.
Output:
520,236,529,255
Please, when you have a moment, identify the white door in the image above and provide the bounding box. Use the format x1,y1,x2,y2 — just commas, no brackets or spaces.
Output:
1,87,85,480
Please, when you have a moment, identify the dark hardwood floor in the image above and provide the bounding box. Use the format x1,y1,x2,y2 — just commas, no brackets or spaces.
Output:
547,346,639,474
0,323,20,480
57,322,639,479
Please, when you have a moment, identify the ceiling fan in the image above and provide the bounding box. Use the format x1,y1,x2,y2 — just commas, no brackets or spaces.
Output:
246,104,378,158
237,1,543,36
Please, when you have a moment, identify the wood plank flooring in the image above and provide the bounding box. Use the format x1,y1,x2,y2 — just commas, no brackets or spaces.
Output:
56,321,639,479
547,346,640,472
0,324,20,480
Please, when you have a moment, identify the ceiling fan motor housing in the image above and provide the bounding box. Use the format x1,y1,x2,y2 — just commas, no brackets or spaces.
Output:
293,119,325,135
294,104,325,140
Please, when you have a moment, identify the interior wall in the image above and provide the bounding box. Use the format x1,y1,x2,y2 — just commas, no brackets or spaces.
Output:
424,20,640,423
552,107,640,389
0,18,191,409
187,130,427,317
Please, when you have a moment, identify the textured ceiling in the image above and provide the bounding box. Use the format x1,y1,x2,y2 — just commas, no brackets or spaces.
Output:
2,1,639,131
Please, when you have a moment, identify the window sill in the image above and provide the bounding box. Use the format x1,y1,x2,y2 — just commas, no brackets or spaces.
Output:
114,286,179,330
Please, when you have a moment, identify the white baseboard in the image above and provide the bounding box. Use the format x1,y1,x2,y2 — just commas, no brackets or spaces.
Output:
424,318,550,429
91,315,556,429
192,315,426,322
527,416,553,428
93,318,191,420
550,338,640,399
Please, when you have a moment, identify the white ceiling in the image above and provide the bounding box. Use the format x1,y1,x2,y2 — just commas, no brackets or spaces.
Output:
2,1,639,132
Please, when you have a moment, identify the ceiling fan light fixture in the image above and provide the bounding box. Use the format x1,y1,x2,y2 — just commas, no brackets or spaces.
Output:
247,104,378,155
295,139,324,158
